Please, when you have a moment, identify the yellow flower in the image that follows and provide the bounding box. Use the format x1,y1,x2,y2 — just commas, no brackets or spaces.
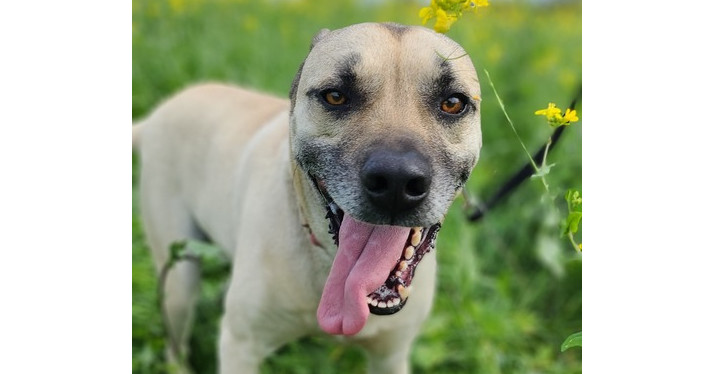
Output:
563,108,579,123
534,102,562,119
463,0,490,12
419,0,489,33
535,102,579,127
419,6,435,24
434,8,459,33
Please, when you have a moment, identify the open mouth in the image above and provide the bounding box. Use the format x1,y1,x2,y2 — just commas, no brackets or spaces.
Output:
311,175,441,335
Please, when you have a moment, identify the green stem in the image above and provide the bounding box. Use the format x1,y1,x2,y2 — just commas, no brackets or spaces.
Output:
541,137,552,170
539,137,552,196
158,248,197,372
484,69,539,170
568,232,581,252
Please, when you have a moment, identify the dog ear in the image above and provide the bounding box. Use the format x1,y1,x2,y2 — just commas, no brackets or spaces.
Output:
310,28,330,50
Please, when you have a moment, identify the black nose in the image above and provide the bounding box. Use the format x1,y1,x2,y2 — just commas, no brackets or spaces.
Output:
360,149,432,214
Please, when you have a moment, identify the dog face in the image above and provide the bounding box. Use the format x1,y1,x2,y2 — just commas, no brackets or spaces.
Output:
289,23,482,334
290,23,482,228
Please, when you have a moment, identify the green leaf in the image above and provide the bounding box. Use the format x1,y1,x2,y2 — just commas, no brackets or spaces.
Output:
561,331,582,352
562,189,582,236
185,240,223,261
186,240,227,270
565,189,582,212
562,211,582,236
169,240,188,263
568,212,582,234
166,240,227,274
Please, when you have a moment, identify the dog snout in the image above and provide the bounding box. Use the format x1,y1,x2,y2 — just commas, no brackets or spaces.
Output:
360,149,432,214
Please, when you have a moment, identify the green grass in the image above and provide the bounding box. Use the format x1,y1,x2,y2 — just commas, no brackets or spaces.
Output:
132,0,582,372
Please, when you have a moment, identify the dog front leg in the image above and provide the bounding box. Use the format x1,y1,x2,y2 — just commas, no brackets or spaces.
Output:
218,316,264,374
217,306,305,374
357,327,422,374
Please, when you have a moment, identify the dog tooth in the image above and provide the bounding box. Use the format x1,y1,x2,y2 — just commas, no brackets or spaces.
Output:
387,299,394,308
393,298,401,306
378,301,387,308
370,298,378,306
395,270,402,277
397,284,410,299
404,246,415,260
399,261,408,271
410,230,422,246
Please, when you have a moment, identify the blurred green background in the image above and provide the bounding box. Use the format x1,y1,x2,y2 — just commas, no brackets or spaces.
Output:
132,0,582,373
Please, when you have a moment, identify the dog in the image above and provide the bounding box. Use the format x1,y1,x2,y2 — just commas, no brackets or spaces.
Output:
133,22,482,373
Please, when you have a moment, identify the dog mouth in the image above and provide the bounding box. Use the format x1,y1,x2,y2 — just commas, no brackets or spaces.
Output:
310,176,441,335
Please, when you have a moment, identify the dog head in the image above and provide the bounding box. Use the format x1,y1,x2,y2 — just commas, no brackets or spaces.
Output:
289,23,482,335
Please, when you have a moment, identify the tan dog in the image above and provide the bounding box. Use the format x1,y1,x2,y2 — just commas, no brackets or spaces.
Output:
133,22,482,373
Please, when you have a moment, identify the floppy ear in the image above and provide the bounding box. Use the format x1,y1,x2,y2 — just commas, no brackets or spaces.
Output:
290,28,331,114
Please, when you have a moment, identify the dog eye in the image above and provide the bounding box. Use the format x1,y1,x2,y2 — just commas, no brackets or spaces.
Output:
440,94,467,115
323,90,347,106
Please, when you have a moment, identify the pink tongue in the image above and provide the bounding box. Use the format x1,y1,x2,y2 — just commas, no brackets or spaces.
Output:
317,213,410,335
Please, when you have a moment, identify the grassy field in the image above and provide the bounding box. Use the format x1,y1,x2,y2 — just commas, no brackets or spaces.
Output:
132,0,582,373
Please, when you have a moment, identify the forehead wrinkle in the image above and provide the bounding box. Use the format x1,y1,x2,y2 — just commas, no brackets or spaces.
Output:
334,53,360,78
435,54,480,90
430,57,460,92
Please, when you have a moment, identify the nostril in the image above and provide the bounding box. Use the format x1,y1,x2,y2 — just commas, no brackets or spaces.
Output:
364,174,389,194
405,177,428,198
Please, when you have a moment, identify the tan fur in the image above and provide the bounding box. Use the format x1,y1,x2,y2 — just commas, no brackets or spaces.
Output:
134,23,481,374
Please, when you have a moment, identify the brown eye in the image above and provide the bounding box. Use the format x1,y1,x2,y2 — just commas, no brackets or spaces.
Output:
324,91,347,106
440,95,466,115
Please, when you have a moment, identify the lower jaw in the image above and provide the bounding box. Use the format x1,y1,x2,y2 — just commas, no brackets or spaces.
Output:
366,223,440,315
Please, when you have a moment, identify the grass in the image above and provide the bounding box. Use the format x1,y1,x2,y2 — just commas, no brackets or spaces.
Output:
132,0,582,372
